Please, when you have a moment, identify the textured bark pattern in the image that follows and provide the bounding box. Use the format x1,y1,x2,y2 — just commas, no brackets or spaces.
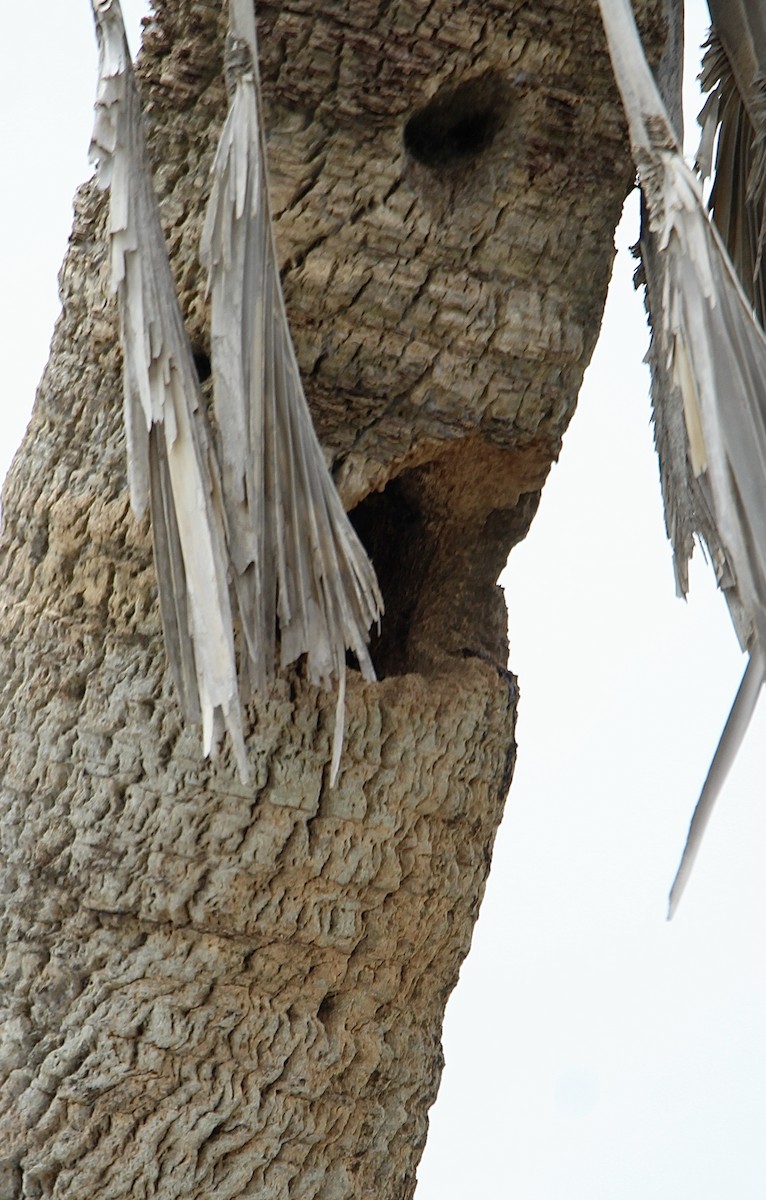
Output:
0,1,661,1196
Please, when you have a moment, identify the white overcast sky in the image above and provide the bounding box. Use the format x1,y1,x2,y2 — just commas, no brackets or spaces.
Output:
1,4,765,1198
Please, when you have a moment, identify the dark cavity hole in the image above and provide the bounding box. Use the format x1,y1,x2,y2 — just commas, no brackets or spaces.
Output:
404,71,509,169
191,346,212,383
317,993,337,1024
349,476,431,680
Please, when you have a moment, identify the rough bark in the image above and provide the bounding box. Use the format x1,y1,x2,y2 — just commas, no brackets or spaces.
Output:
0,1,664,1197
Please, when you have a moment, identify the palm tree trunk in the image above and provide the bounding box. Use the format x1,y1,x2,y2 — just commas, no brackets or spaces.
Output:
0,1,667,1195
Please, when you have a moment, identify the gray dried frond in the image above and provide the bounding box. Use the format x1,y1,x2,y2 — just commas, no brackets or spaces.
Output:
89,0,247,778
598,0,766,915
697,17,766,326
641,196,730,604
200,0,383,783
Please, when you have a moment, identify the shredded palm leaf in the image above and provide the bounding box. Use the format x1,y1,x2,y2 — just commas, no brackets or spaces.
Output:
90,0,247,777
90,0,382,784
201,0,383,783
597,0,766,915
698,23,766,325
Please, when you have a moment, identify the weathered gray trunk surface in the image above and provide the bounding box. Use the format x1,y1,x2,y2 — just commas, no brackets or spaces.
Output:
0,1,661,1196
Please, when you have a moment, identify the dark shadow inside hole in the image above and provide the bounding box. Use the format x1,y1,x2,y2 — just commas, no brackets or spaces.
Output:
349,477,431,680
191,345,212,383
404,71,509,169
317,994,336,1024
347,441,546,681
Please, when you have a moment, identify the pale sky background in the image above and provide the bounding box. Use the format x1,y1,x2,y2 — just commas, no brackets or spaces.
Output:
1,3,765,1198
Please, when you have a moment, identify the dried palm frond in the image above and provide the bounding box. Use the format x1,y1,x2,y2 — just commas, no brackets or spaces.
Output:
597,0,766,915
200,0,383,783
642,200,730,607
697,6,766,327
89,0,247,778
